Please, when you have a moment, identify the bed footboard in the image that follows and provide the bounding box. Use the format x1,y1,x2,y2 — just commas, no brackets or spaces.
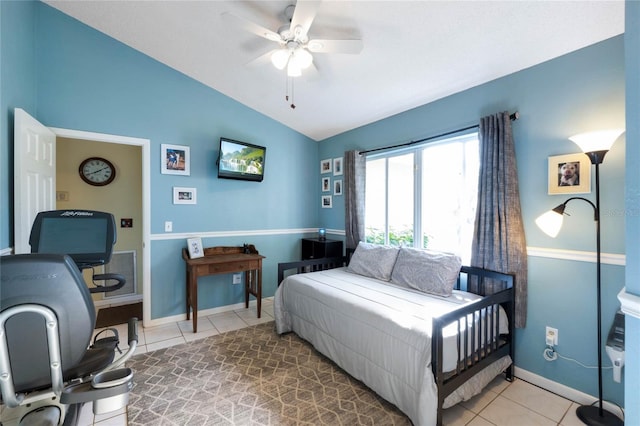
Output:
277,256,347,285
433,266,515,426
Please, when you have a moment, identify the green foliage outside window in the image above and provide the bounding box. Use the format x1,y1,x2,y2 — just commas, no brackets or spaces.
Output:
365,226,429,247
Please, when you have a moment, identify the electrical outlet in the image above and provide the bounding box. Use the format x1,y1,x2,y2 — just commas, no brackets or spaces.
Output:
232,273,242,285
164,221,173,232
546,326,558,346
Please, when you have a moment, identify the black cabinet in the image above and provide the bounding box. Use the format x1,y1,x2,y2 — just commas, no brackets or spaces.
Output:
302,238,343,260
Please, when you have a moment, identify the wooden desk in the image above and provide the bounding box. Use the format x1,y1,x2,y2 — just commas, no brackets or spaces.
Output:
182,245,265,333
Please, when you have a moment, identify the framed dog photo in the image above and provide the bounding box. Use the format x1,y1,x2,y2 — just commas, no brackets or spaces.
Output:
548,153,591,195
161,144,190,175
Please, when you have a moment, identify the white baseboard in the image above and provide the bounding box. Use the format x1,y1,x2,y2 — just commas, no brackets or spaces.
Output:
514,367,624,418
144,297,274,328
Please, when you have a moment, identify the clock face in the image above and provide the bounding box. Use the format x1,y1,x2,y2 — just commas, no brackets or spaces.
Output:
79,157,116,186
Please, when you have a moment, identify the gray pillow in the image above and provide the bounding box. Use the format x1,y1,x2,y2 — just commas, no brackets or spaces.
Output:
347,242,400,281
390,248,462,296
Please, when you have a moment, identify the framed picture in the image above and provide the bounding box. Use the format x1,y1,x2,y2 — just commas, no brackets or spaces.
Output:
321,195,333,208
322,177,331,192
333,157,343,176
161,144,190,175
187,237,204,259
321,158,332,174
173,187,197,204
334,179,343,196
548,153,591,195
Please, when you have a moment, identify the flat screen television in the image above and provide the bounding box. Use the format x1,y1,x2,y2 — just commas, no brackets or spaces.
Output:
29,210,116,268
217,137,266,182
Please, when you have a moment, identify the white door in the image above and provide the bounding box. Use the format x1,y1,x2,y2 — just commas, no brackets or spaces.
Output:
14,108,56,254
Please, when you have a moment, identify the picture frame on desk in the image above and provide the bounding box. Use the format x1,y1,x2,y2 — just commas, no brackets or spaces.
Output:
187,237,204,259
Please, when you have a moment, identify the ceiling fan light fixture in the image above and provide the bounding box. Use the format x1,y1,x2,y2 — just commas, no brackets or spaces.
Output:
293,48,313,69
287,60,302,77
271,49,290,70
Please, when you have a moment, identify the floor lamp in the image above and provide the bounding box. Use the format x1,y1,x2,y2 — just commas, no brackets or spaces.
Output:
536,129,624,426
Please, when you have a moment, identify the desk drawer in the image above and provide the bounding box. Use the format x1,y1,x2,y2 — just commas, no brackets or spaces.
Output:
198,261,260,275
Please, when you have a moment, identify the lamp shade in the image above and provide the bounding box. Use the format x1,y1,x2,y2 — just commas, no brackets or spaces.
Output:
271,49,290,70
569,129,625,153
535,209,564,238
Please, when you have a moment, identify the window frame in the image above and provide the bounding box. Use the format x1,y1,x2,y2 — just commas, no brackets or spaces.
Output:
364,131,479,253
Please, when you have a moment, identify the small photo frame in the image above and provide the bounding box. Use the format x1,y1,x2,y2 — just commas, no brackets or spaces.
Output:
321,158,332,174
162,144,190,175
548,153,591,195
187,237,204,259
334,179,343,196
321,195,333,208
322,177,331,192
173,187,197,204
333,157,343,176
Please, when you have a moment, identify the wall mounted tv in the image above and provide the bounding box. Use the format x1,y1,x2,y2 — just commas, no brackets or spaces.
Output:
217,137,266,182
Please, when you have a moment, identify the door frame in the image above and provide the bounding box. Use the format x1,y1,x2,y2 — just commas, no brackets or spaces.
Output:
50,127,151,327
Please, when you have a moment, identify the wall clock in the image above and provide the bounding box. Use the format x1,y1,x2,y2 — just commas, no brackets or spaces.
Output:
79,157,116,186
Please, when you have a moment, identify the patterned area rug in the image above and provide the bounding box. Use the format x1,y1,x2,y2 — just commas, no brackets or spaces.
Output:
127,321,410,425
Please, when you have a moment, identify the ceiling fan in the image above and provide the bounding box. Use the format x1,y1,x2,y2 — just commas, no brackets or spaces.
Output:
222,1,364,78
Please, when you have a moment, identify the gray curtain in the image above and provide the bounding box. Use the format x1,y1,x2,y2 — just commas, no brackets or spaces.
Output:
344,150,366,249
471,112,528,328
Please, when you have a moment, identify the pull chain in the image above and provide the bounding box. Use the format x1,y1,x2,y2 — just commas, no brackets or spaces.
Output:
285,76,296,109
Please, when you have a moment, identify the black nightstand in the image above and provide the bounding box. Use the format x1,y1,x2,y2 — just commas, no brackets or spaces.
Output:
301,238,343,260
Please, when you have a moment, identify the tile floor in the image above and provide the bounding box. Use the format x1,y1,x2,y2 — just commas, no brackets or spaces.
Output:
80,299,588,426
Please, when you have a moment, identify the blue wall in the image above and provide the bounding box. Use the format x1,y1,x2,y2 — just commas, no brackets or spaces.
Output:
1,2,320,317
319,37,626,407
0,0,38,250
2,0,636,416
624,0,640,421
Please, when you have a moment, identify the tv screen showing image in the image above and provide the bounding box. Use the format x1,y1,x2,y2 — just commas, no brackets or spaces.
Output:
217,138,266,182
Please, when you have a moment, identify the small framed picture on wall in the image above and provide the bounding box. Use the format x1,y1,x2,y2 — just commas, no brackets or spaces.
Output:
547,153,591,195
173,187,197,204
322,177,331,192
161,144,190,175
321,195,333,208
321,158,332,174
334,179,343,196
333,157,343,176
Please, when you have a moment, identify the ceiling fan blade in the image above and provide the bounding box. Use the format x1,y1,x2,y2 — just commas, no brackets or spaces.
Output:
289,1,321,41
221,11,282,43
307,39,364,54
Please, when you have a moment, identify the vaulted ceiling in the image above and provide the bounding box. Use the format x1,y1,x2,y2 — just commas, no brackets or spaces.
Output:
45,1,625,141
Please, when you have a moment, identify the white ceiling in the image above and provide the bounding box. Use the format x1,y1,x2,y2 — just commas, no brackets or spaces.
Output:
44,1,625,141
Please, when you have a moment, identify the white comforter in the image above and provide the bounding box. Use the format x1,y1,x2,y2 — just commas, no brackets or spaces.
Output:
274,267,510,426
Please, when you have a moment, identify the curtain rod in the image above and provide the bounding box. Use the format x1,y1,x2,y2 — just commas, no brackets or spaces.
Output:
360,111,519,155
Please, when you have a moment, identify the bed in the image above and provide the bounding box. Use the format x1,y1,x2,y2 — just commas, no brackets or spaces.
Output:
274,244,515,426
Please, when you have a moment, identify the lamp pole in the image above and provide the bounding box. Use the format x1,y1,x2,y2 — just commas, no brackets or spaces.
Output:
575,151,623,426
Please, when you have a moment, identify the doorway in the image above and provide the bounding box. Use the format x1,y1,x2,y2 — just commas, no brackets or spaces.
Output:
52,127,151,326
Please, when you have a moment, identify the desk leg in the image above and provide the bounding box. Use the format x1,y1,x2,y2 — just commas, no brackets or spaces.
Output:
244,271,250,309
244,270,261,318
257,267,262,318
186,268,191,321
189,272,198,333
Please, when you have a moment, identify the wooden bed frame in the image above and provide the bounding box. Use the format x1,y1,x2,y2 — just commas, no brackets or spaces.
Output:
277,251,515,426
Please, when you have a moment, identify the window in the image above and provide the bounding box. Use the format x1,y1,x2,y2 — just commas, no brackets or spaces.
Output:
364,133,479,263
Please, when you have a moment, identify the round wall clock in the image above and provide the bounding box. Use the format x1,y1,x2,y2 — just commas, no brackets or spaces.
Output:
79,157,116,186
